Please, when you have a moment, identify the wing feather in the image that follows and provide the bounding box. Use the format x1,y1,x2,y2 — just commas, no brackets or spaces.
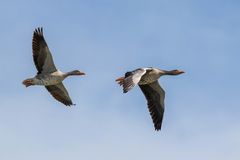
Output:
45,83,73,106
139,81,165,131
32,27,57,74
122,68,146,93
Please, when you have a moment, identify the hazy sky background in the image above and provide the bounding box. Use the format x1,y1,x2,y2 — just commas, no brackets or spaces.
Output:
0,0,239,159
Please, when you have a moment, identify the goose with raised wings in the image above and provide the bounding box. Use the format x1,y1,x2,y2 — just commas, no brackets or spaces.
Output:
116,67,184,131
22,28,85,106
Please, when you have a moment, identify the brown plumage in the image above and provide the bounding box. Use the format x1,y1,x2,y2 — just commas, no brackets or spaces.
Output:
45,84,73,106
32,27,57,74
116,67,184,131
22,27,85,106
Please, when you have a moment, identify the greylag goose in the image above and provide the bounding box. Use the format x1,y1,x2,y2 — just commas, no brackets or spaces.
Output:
22,27,85,106
116,67,184,131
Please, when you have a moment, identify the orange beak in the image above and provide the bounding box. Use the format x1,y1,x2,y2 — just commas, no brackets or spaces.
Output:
178,70,185,74
78,72,86,76
80,72,86,75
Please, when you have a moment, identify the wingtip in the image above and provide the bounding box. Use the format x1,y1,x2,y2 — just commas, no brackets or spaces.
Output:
34,27,44,36
154,124,162,131
67,103,76,107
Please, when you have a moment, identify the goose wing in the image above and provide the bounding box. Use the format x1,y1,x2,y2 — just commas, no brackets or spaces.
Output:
139,81,165,131
122,68,147,93
32,27,57,74
45,83,73,106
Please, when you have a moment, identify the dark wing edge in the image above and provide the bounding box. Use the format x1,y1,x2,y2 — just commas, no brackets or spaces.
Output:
32,27,57,74
122,68,146,93
32,27,47,74
45,83,74,106
139,81,165,131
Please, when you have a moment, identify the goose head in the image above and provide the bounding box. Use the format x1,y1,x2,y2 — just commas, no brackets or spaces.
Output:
166,69,185,75
66,70,86,76
170,69,185,75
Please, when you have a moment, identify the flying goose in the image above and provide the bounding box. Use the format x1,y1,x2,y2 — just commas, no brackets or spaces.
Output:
116,67,184,131
22,27,85,106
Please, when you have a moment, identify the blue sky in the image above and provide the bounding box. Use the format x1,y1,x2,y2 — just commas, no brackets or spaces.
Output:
0,0,239,159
